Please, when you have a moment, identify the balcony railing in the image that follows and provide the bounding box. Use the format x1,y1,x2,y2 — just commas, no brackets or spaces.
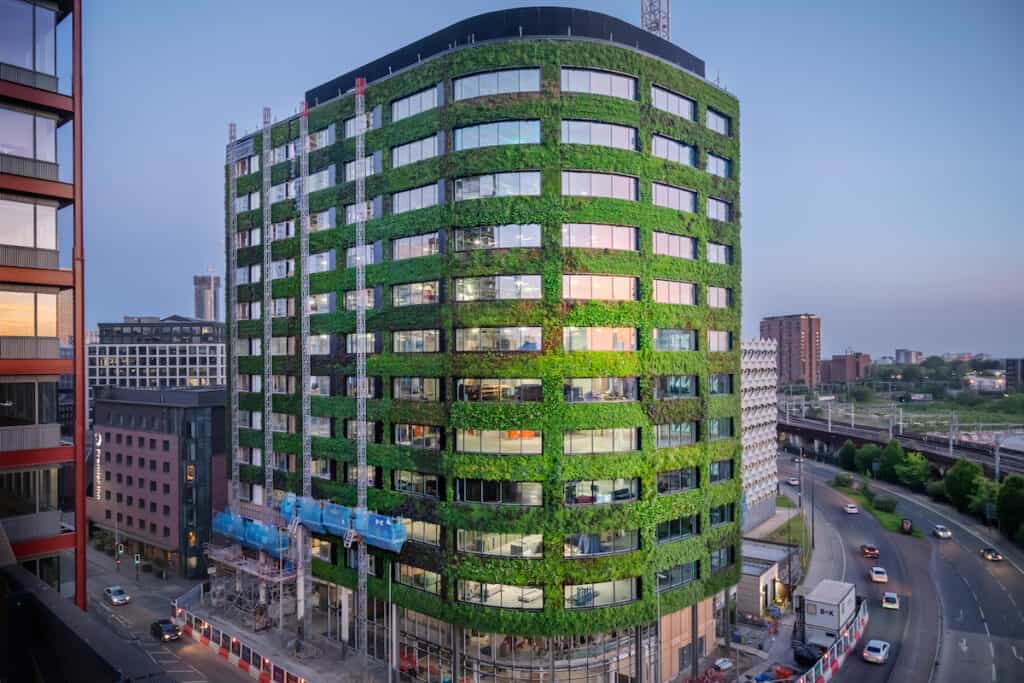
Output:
0,336,60,359
0,62,58,93
0,424,62,451
0,153,58,182
0,245,59,269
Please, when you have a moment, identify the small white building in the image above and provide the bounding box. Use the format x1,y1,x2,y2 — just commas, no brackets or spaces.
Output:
742,339,779,531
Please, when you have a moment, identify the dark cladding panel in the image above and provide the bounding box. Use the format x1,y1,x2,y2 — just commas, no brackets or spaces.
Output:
305,7,705,106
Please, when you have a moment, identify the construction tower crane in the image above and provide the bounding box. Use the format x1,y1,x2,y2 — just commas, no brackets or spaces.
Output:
641,0,670,41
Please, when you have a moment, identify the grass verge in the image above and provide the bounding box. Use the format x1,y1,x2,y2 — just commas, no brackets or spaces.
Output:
831,483,924,538
776,495,796,509
764,512,811,572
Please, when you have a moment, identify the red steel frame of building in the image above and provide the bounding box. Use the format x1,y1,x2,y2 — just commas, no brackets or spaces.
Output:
72,0,87,610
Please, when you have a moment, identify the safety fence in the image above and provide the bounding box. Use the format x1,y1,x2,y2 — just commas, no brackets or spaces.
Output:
795,599,870,683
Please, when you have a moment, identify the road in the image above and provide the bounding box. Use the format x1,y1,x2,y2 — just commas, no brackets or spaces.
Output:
790,458,1024,683
86,548,251,683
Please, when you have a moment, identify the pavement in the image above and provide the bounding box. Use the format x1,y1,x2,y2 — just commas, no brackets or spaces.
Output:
745,504,801,541
86,544,252,683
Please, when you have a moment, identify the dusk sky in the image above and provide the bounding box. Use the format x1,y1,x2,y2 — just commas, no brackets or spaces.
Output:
82,0,1023,357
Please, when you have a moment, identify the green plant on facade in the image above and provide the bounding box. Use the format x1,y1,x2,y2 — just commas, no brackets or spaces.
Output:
228,38,741,637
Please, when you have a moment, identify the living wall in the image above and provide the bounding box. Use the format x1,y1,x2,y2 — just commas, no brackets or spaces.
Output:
227,37,742,637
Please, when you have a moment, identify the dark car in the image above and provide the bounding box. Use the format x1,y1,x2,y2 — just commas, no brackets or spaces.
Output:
980,548,1004,562
793,644,826,667
861,544,880,559
151,619,181,642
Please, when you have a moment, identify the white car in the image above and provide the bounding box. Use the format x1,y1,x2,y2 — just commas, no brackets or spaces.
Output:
787,478,800,487
104,585,131,606
713,658,734,672
862,640,890,664
882,592,899,610
870,567,889,583
933,524,952,539
844,504,859,514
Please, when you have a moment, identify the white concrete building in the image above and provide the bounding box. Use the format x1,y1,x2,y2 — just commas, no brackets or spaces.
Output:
742,338,778,531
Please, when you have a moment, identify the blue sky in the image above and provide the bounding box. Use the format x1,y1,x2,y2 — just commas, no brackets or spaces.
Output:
81,0,1023,357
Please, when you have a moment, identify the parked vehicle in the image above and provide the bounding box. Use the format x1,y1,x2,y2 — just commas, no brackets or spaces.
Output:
862,640,891,664
787,478,800,487
104,585,131,606
860,544,880,559
150,619,181,641
793,643,827,667
870,567,889,583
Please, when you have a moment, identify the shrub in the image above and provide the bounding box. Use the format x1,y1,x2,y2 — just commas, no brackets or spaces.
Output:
873,497,898,513
861,483,876,504
832,473,853,488
926,480,947,502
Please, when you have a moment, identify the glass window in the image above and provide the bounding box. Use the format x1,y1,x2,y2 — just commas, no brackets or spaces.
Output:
710,504,736,527
403,519,441,546
1,0,35,71
564,578,638,609
561,224,637,251
561,172,637,200
458,580,543,610
455,327,541,352
391,135,438,169
391,86,438,122
562,327,637,352
655,422,698,448
707,154,732,178
345,243,379,268
455,479,543,506
455,378,542,402
563,428,638,455
651,85,695,120
345,332,377,354
657,467,698,494
344,199,376,225
393,470,440,498
653,328,696,352
709,459,734,483
653,279,696,305
560,120,637,150
393,424,442,451
391,232,440,261
564,529,639,558
0,290,54,336
707,197,733,222
708,330,733,352
456,429,542,455
708,373,733,395
452,224,541,251
563,377,637,403
657,561,700,592
560,68,636,100
654,375,697,400
651,134,695,166
454,275,541,302
656,515,699,544
0,198,56,249
564,479,639,505
706,109,732,136
392,377,440,402
392,184,439,215
344,288,378,311
708,417,734,441
454,172,541,201
395,563,441,594
457,530,544,559
392,281,439,307
344,157,374,182
392,329,440,353
454,68,541,100
652,182,696,213
707,286,732,309
707,242,733,264
454,120,540,151
345,376,378,399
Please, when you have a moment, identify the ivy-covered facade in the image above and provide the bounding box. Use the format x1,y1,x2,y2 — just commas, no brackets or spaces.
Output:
227,8,740,682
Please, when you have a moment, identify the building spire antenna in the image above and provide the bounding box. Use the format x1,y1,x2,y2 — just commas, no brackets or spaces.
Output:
640,0,671,41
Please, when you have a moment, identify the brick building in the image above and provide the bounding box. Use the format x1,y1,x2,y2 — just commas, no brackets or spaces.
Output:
820,352,872,384
86,386,226,578
759,314,821,387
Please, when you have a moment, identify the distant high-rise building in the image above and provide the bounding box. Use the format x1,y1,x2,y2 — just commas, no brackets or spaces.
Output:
895,349,922,365
759,314,821,387
1006,359,1024,390
86,315,225,426
193,274,221,321
741,340,778,531
820,352,872,384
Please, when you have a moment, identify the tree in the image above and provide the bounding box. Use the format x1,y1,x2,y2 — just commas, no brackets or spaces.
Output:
922,356,945,371
901,365,923,383
878,440,906,483
926,480,947,502
894,452,931,491
838,440,857,471
855,444,882,476
968,478,1000,520
996,475,1024,538
849,386,874,403
944,460,983,513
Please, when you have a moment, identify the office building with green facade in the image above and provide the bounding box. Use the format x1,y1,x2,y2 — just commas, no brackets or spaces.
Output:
226,7,741,681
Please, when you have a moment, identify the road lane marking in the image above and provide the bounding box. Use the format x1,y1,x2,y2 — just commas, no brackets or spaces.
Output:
992,662,997,681
1013,645,1023,662
984,622,990,636
978,606,985,620
959,638,968,653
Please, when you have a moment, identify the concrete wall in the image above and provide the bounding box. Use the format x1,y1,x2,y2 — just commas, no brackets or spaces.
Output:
743,494,776,532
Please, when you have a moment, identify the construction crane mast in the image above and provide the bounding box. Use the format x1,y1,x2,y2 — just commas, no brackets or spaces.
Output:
260,107,274,526
226,122,239,515
297,101,313,642
353,75,371,676
640,0,671,41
